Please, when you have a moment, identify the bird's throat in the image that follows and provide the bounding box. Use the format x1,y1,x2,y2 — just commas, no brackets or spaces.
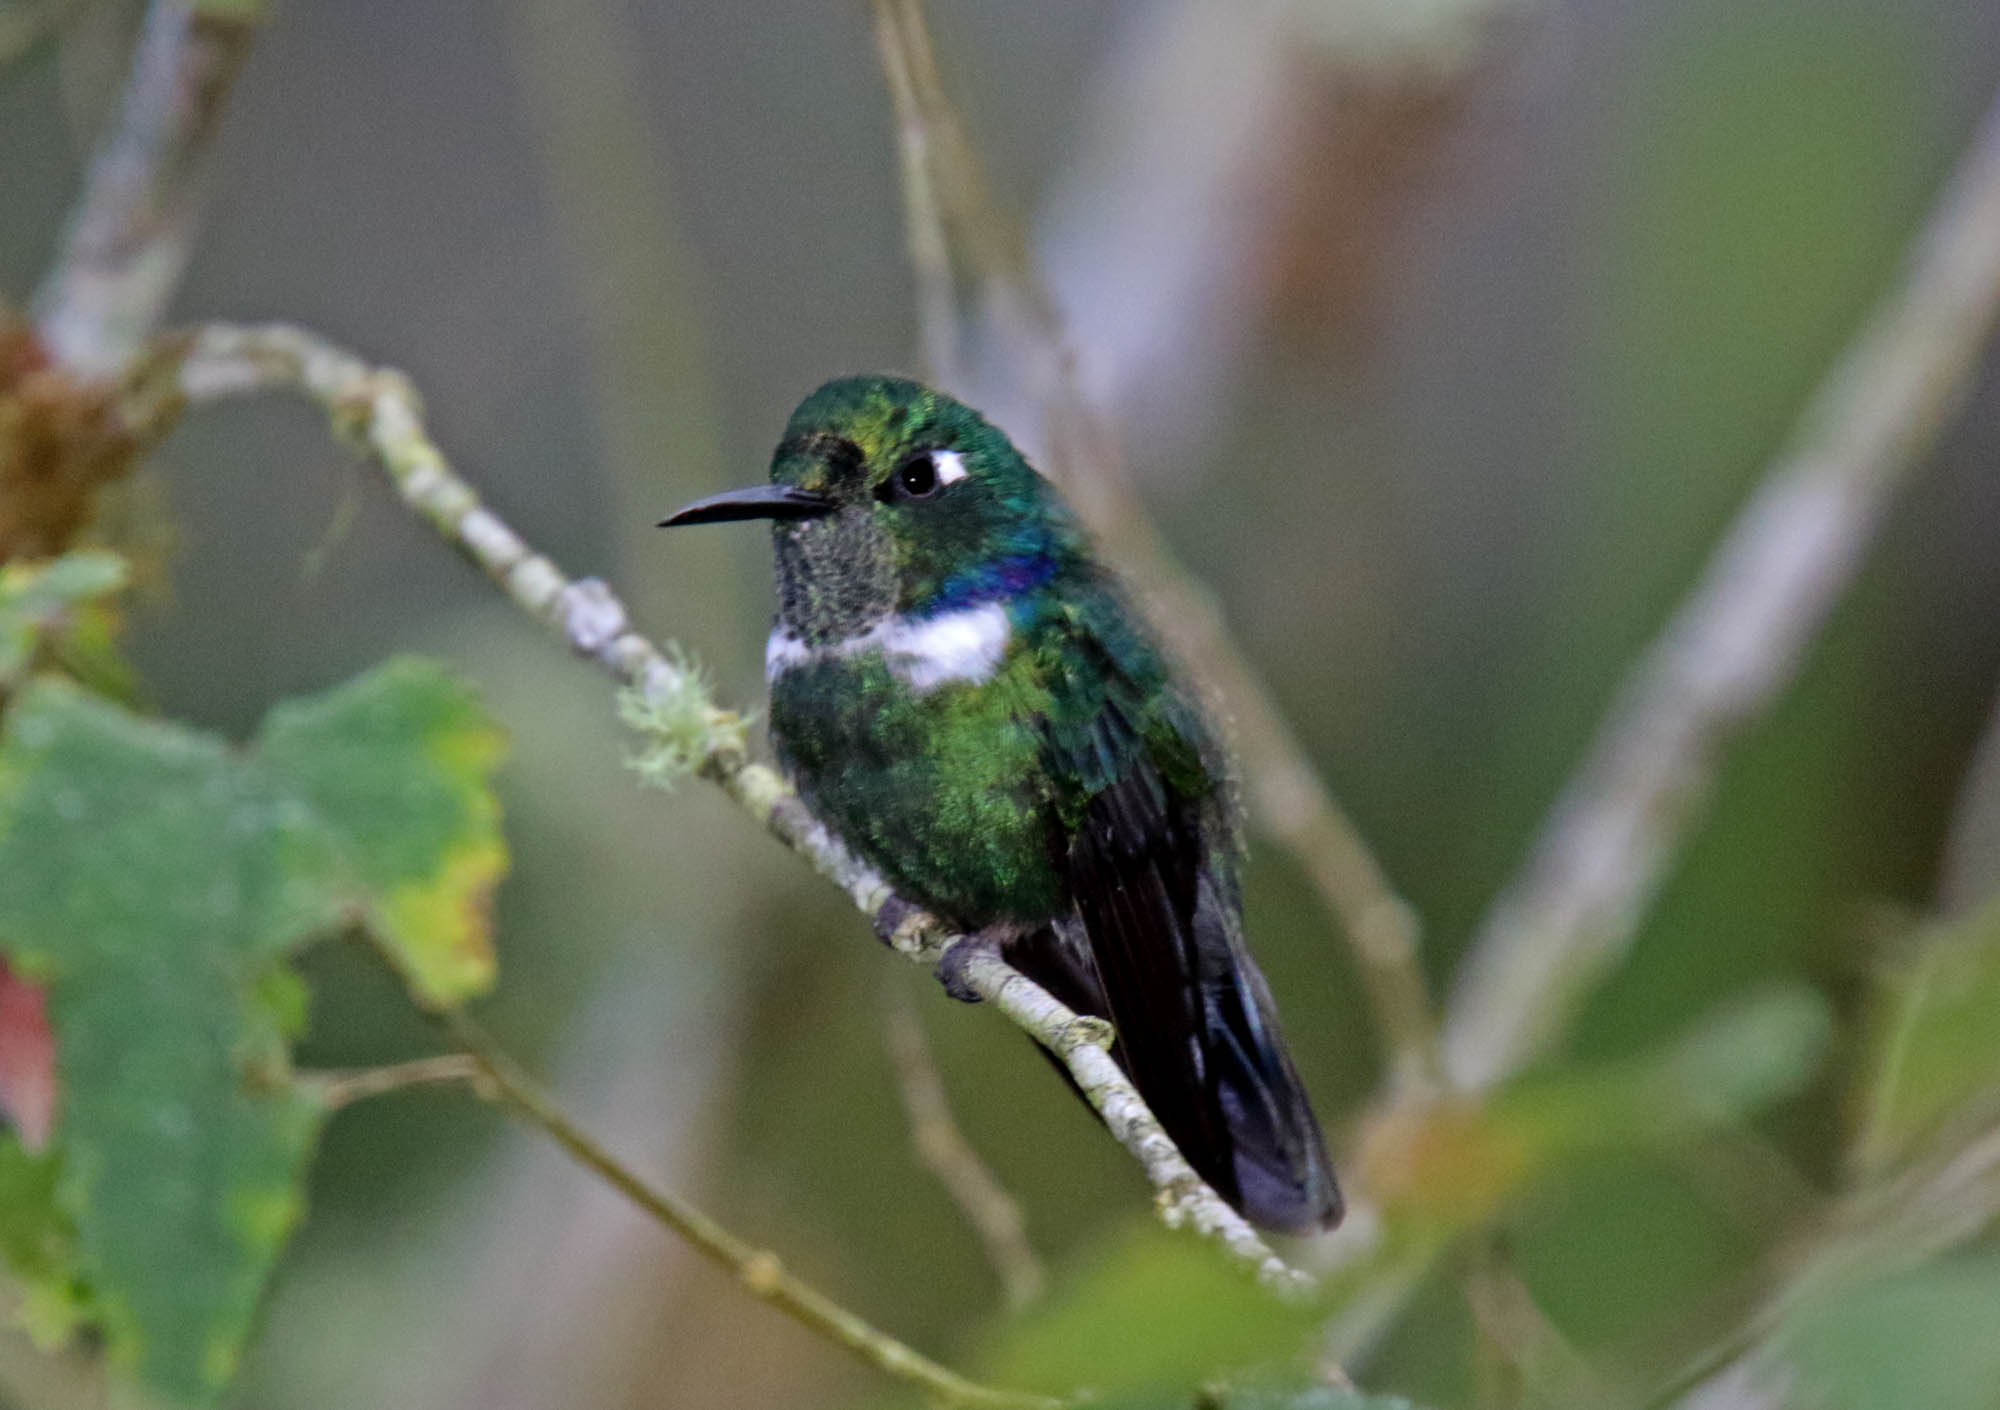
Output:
766,602,1012,693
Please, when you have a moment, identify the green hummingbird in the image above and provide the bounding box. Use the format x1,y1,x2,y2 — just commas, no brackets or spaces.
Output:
661,375,1341,1233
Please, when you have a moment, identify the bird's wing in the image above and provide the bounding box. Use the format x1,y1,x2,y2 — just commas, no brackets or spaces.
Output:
1019,583,1340,1231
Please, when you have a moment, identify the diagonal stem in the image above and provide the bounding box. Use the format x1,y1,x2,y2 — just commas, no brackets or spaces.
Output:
310,945,1059,1410
884,985,1046,1309
1444,86,2000,1090
430,1004,1063,1410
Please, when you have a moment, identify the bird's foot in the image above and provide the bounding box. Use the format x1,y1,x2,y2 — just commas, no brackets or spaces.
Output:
871,896,923,950
934,927,1006,1004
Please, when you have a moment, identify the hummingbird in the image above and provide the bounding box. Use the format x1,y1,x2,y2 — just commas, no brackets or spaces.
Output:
661,375,1342,1233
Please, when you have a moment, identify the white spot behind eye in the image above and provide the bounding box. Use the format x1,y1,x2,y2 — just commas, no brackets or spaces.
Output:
933,449,970,485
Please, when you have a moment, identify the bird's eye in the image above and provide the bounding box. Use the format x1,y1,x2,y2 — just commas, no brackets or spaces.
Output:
880,449,969,503
898,453,940,497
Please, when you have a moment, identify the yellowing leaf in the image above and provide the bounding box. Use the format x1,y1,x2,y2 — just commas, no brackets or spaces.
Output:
0,659,507,1405
257,656,508,1006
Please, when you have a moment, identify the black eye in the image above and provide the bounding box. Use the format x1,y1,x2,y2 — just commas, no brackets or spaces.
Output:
895,452,939,498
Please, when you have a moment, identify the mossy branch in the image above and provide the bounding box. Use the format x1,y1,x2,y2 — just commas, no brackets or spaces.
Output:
166,319,1315,1298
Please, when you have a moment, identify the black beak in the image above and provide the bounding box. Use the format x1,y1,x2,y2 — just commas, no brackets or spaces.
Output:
657,484,836,527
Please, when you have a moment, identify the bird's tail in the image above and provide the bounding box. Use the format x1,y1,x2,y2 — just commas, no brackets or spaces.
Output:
1007,915,1343,1235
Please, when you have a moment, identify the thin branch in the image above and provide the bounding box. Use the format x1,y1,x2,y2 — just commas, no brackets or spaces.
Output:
883,986,1045,1309
869,0,1442,1090
32,0,261,378
1444,87,2000,1090
297,972,1053,1405
166,319,1313,1295
871,0,960,389
1462,1235,1599,1409
309,1054,489,1110
416,1001,1061,1410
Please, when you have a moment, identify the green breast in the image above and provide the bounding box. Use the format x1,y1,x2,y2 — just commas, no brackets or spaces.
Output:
769,643,1063,924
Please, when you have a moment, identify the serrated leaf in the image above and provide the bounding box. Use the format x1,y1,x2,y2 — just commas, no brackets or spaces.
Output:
0,659,507,1404
257,657,507,1007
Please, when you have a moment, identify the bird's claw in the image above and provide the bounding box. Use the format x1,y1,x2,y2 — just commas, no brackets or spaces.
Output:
934,931,1002,1004
872,896,921,949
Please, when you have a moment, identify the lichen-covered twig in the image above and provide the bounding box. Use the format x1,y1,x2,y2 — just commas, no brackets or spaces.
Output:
869,0,1441,1090
884,987,1045,1309
1444,87,2000,1090
168,319,1313,1294
33,0,262,378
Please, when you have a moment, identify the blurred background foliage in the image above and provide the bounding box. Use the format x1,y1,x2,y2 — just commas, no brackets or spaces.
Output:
3,0,2000,1407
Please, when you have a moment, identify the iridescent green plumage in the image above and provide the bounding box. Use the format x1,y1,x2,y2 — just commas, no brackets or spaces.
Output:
664,376,1342,1233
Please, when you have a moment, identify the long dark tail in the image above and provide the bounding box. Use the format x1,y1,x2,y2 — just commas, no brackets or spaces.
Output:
1007,908,1343,1235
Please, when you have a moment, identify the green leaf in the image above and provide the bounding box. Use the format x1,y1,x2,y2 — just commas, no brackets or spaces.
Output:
258,656,508,1007
1074,1378,1424,1410
1640,985,1833,1124
1853,896,2000,1173
0,1132,73,1289
0,659,507,1404
973,1224,1328,1399
1782,1252,2000,1410
1365,988,1830,1227
0,550,128,686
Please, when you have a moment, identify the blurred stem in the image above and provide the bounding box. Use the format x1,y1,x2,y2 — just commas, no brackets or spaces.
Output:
423,1004,1063,1410
869,0,1442,1092
310,1054,488,1110
166,319,1315,1294
497,0,731,624
1444,85,2000,1090
883,984,1045,1309
872,0,960,388
312,942,1060,1406
1462,1235,1597,1410
33,0,261,378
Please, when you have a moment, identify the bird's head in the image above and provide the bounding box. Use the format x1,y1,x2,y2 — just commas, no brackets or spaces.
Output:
661,376,1079,644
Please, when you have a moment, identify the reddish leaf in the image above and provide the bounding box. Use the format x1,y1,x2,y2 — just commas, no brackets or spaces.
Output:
0,958,55,1151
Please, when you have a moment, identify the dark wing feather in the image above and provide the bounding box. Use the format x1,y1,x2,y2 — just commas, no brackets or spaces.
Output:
1065,759,1237,1194
1011,590,1342,1233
